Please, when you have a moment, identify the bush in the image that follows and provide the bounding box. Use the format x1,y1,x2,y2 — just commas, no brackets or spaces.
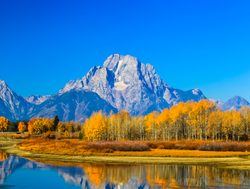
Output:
157,145,165,149
43,131,56,139
78,132,84,140
85,141,150,152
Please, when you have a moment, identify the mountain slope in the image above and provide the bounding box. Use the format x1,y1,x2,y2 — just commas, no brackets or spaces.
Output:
29,90,117,122
60,54,206,115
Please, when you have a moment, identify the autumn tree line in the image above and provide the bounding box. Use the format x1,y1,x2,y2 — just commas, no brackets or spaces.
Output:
0,100,250,141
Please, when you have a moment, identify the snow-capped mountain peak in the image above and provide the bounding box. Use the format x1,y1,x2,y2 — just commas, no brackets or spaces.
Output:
59,54,206,115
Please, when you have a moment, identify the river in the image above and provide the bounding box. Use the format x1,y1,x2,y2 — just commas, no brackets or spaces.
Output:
0,151,250,188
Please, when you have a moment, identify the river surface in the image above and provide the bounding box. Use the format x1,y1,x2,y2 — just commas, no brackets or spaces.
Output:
0,151,250,189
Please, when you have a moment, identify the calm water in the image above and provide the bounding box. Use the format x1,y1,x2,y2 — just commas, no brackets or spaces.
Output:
0,152,250,189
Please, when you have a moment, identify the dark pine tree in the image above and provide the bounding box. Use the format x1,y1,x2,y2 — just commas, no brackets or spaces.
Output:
52,115,60,131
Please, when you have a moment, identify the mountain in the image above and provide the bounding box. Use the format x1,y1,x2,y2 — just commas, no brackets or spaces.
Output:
0,54,218,121
60,54,206,115
25,95,51,105
220,96,250,111
29,90,117,122
0,80,116,122
0,80,32,121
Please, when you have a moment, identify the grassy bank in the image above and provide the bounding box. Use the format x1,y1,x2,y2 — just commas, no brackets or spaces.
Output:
4,145,250,170
19,139,250,154
1,138,250,169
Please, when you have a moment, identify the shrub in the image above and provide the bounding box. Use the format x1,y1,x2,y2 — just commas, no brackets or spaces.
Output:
43,131,56,139
78,132,84,140
157,145,165,149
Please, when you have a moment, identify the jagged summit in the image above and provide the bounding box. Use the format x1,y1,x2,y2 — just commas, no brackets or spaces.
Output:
0,80,11,95
0,80,32,121
103,54,141,72
0,80,7,87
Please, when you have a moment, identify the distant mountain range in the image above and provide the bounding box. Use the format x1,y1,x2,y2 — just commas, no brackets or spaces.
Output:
0,54,249,121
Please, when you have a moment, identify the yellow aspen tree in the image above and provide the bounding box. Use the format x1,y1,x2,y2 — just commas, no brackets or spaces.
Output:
240,106,250,140
222,112,232,141
18,122,27,133
107,114,116,141
144,112,159,141
188,102,200,140
169,102,191,140
157,109,171,140
132,116,145,141
28,118,53,135
83,112,107,141
190,100,217,140
0,117,9,132
231,111,243,141
117,110,131,140
208,111,223,140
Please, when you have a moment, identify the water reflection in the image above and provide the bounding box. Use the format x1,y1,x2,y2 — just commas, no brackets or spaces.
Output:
0,153,249,189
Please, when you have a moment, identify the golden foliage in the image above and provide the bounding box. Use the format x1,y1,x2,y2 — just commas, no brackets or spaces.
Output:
83,112,108,141
0,116,10,132
18,122,27,133
28,118,53,135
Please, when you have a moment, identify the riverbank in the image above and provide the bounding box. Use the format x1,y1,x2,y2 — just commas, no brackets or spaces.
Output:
0,138,250,169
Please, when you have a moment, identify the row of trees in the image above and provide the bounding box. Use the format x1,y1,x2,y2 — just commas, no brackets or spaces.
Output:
0,116,81,138
1,100,250,142
83,100,250,142
26,116,81,137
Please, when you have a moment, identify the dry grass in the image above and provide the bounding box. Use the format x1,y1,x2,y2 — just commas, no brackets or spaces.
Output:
112,149,250,157
146,140,250,151
19,139,150,155
0,132,30,139
18,139,250,157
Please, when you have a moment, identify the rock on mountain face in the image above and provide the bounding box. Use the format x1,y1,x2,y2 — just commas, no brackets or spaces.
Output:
60,54,206,115
29,90,117,122
220,96,250,111
0,80,32,121
25,95,51,105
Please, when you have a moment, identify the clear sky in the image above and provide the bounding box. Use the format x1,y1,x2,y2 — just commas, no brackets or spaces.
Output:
0,0,250,101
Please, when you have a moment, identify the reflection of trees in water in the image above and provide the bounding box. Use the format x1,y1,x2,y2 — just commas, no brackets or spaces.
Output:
0,151,8,161
80,164,250,189
0,154,250,189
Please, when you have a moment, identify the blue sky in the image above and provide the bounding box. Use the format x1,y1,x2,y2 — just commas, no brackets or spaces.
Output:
0,0,250,101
